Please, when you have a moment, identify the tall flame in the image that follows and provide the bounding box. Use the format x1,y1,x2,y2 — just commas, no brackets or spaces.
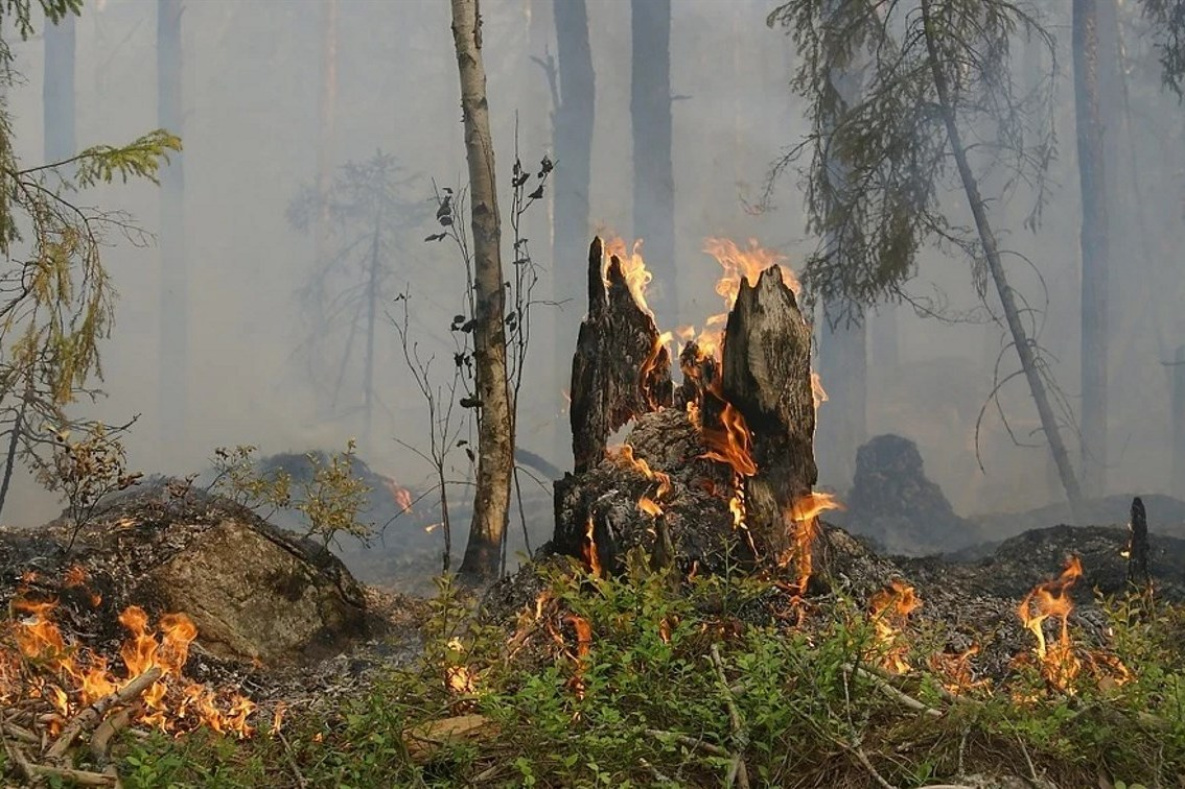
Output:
1017,556,1084,691
604,238,653,316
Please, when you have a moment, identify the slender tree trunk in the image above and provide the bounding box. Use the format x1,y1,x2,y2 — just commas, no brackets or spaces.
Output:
157,0,187,451
1174,345,1185,499
363,221,379,452
630,0,676,322
1074,0,1110,494
451,0,514,585
43,12,75,163
552,0,594,469
316,0,339,270
920,0,1087,523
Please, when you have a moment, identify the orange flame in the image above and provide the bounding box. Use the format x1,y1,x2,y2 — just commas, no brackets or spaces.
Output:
604,238,654,316
869,580,921,674
3,597,258,738
783,492,844,591
699,400,757,478
581,517,603,577
1017,556,1084,691
811,372,828,411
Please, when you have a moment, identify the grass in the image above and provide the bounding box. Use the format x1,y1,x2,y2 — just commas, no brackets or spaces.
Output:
103,556,1185,788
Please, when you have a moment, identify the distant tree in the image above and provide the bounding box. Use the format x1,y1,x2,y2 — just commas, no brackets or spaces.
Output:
450,0,514,585
157,0,187,447
1074,0,1112,491
631,0,676,321
768,0,1087,521
550,0,594,467
287,151,426,449
0,0,181,516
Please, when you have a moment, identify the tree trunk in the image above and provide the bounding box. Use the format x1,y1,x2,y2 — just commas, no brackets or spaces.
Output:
920,0,1087,524
1174,345,1185,499
363,221,379,452
552,0,594,468
1074,0,1110,494
43,11,75,163
157,0,187,450
630,0,676,323
451,0,515,585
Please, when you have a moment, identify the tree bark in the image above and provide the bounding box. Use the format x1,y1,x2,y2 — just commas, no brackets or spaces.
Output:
451,0,515,585
630,0,676,323
157,0,187,450
43,11,75,163
920,0,1087,524
1074,0,1111,493
552,0,594,468
721,267,817,560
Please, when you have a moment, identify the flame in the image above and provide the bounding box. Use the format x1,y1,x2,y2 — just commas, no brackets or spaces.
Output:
638,496,663,518
2,596,258,738
378,474,413,514
604,238,653,316
929,644,989,695
1017,556,1084,691
699,400,757,478
869,580,921,674
782,492,844,591
640,331,674,411
581,516,603,577
445,638,478,695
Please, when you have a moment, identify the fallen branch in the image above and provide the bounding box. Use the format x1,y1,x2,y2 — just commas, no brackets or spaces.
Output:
710,644,751,789
46,666,162,761
844,662,943,718
90,707,132,768
644,728,731,757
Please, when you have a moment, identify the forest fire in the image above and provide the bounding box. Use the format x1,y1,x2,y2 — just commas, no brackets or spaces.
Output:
784,492,843,590
2,596,258,739
868,580,921,674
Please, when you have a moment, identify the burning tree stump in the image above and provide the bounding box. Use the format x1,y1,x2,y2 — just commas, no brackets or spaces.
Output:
720,266,817,561
554,238,820,578
569,237,672,473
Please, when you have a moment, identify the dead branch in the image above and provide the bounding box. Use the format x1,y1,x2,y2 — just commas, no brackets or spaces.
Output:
46,666,162,761
843,662,943,718
644,728,731,758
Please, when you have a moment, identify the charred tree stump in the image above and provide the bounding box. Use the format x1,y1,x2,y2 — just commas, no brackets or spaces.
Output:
1127,496,1150,590
569,237,672,473
721,266,817,561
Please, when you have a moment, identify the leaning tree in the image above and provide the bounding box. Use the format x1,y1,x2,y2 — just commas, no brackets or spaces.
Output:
768,0,1087,522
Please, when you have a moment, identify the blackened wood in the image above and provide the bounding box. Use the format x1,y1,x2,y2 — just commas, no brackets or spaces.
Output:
569,237,672,472
721,266,818,560
1127,496,1149,589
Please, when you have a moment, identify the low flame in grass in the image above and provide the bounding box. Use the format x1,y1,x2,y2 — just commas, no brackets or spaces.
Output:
869,580,921,675
445,638,478,696
605,238,654,316
4,598,258,737
1017,556,1084,691
782,492,844,591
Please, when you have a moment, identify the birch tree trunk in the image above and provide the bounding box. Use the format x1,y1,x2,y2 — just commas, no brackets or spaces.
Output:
1074,0,1111,493
451,0,514,584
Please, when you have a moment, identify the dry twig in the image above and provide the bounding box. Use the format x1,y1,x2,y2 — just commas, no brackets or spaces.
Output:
843,662,943,718
46,666,162,761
